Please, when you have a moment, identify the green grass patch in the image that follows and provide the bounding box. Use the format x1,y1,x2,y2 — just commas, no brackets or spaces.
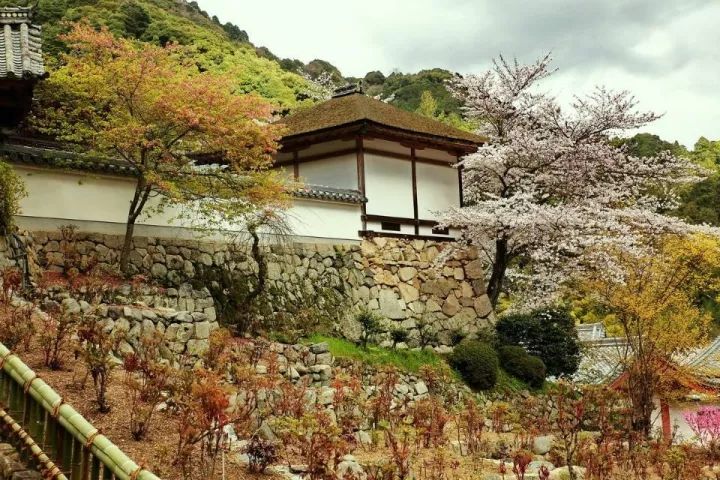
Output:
305,335,444,373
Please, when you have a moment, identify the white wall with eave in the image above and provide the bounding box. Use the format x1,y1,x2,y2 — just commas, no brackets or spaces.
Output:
298,154,357,189
12,165,361,243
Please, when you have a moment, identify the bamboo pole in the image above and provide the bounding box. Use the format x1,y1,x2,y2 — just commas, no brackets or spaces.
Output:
0,344,161,480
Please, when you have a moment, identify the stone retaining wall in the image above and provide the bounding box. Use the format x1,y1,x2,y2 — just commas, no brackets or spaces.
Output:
9,230,494,347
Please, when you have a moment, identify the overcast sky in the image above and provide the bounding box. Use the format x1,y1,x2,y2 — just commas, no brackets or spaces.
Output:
200,0,719,148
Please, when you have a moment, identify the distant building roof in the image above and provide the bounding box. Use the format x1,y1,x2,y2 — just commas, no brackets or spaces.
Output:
0,7,44,79
277,87,485,153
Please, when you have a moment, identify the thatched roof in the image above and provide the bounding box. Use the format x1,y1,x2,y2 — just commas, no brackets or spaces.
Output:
278,92,485,150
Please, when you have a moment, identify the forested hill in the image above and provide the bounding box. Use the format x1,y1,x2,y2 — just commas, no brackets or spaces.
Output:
2,0,466,122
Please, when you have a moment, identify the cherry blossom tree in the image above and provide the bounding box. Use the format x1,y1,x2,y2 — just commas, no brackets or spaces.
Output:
444,54,713,308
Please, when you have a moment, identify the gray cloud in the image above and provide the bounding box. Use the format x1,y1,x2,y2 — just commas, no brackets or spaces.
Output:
200,0,720,147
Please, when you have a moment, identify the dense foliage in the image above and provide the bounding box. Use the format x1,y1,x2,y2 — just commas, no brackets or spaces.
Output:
497,345,546,389
32,24,288,273
449,340,499,390
496,308,581,377
0,160,26,234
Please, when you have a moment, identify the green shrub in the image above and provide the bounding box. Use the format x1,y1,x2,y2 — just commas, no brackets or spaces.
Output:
0,160,25,234
498,345,546,389
356,308,383,349
495,308,580,377
449,340,499,390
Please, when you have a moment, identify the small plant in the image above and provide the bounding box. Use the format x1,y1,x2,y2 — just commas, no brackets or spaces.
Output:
458,396,485,455
123,332,174,440
245,435,279,474
511,449,533,480
391,328,409,348
274,410,350,480
76,315,122,413
0,268,35,350
37,301,77,370
357,308,384,349
173,369,232,479
449,340,499,390
545,381,586,480
383,424,415,480
420,447,460,480
368,367,400,426
684,406,720,460
416,315,437,348
411,396,449,448
418,363,457,405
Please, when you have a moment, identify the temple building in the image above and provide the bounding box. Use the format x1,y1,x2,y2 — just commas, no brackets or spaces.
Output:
0,14,483,242
276,85,483,241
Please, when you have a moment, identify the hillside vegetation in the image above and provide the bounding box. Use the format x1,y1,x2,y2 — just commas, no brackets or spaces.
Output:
4,0,472,123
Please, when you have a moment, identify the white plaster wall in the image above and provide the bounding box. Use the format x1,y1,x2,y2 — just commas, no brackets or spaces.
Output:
286,199,361,241
416,162,460,220
364,152,413,218
298,154,357,189
13,165,361,242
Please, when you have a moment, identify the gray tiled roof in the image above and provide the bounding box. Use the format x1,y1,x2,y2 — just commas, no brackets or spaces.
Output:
0,140,367,205
0,7,44,79
294,185,366,204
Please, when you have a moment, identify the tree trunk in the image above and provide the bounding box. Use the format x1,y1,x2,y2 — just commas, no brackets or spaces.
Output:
119,218,136,275
486,238,509,307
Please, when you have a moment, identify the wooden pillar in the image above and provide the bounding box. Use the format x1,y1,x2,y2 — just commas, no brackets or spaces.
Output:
411,147,419,235
661,398,672,443
356,136,367,232
292,151,299,180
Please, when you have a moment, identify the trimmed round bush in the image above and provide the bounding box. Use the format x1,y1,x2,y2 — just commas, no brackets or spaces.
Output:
449,340,499,390
495,308,580,377
498,345,547,389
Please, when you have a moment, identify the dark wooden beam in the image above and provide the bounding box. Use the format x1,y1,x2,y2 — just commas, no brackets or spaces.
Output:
411,147,419,235
457,155,464,207
358,230,456,242
357,136,367,231
293,150,299,180
363,214,439,227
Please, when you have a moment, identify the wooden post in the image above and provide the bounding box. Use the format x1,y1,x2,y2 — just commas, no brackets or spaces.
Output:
661,398,672,443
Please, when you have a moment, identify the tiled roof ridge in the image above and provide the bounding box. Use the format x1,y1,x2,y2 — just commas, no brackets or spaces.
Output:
0,6,44,79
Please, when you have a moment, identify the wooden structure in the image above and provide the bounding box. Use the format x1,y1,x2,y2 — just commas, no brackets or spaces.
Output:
0,7,45,128
276,85,486,240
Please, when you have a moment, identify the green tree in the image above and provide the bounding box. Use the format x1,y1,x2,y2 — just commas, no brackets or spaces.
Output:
32,24,288,274
0,160,26,234
416,90,438,118
120,1,151,39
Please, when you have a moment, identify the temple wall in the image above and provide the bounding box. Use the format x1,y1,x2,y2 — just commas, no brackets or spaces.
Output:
2,231,494,350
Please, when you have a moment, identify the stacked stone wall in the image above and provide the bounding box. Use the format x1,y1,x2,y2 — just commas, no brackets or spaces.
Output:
21,231,495,348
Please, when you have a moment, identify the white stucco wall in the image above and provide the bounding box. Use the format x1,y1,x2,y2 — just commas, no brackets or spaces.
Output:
298,154,357,189
299,139,355,157
416,162,460,220
12,165,361,242
364,152,414,218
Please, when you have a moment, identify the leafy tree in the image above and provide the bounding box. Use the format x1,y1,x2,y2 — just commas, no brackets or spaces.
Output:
0,161,26,234
120,1,151,39
222,22,248,42
614,132,688,159
578,234,720,435
416,90,438,118
495,308,581,377
445,54,709,308
32,24,287,274
304,59,344,84
363,70,386,86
